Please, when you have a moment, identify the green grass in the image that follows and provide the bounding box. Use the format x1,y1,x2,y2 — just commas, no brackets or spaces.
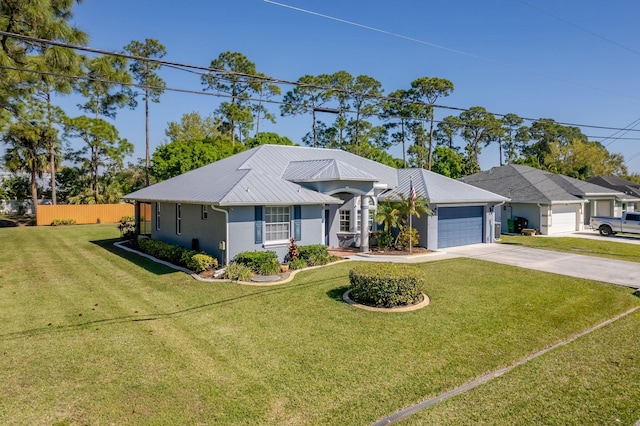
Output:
405,310,640,425
501,234,640,263
1,225,638,425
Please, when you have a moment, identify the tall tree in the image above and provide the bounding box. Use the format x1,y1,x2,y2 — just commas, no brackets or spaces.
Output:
124,39,167,187
328,70,353,146
280,74,332,147
77,55,137,120
250,72,280,137
458,106,502,173
164,111,222,143
382,89,413,166
0,0,87,203
524,118,587,167
347,74,383,149
499,113,526,165
544,138,627,179
433,115,462,149
201,51,258,144
409,77,454,170
3,119,51,215
64,115,133,202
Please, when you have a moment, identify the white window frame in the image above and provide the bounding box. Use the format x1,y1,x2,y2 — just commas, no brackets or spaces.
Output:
264,206,290,243
201,204,208,220
356,209,375,232
339,209,351,232
176,203,182,235
155,202,160,231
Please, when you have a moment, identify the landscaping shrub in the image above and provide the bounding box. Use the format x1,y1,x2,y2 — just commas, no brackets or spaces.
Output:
137,238,216,272
117,215,135,241
257,257,281,276
223,262,253,281
51,218,76,226
349,263,425,308
289,258,307,270
372,230,394,250
232,250,279,274
285,238,300,262
396,227,419,250
185,253,217,273
298,244,330,266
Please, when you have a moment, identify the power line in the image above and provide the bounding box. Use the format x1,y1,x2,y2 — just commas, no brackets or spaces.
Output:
3,30,640,135
517,0,640,56
263,0,640,101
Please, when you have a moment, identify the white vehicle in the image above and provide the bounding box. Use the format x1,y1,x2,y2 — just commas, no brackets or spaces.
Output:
589,211,640,236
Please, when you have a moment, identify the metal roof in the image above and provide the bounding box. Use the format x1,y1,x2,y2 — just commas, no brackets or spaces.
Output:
381,169,508,204
460,164,633,204
125,145,398,205
283,159,379,182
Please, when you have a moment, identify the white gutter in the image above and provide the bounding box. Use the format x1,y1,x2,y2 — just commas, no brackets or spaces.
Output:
210,205,229,266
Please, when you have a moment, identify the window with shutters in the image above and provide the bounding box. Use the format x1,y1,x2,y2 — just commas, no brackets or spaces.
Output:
265,206,290,242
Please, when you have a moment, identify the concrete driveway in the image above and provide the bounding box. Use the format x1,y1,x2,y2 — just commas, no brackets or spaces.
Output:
443,243,640,289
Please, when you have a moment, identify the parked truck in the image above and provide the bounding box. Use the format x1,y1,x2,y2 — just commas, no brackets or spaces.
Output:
589,211,640,236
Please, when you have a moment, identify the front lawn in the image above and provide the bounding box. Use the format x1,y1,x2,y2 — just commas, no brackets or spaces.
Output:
501,234,640,263
1,225,638,425
406,310,640,425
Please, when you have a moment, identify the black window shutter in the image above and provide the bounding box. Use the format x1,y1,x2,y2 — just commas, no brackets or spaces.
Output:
255,206,263,244
294,205,301,241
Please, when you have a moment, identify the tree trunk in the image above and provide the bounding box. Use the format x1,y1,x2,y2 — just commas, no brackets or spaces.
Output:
46,89,57,204
401,119,406,167
312,109,317,148
31,169,38,216
428,113,435,171
145,87,150,187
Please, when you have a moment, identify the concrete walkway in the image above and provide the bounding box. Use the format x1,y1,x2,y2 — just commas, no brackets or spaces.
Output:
443,243,640,289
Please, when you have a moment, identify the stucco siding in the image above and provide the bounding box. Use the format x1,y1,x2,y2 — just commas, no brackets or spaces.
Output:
228,204,325,262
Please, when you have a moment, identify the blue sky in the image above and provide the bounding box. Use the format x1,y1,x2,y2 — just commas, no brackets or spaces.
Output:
56,0,640,173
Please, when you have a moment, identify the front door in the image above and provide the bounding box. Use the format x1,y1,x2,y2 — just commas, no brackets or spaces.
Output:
324,209,330,245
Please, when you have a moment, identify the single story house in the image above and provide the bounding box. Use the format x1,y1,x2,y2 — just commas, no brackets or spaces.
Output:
125,145,507,265
460,164,639,235
587,176,640,212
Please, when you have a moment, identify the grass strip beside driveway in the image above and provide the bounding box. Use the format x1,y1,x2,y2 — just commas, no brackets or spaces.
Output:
0,225,638,425
501,234,640,263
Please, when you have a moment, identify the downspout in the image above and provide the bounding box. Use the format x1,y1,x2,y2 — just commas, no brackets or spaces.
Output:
210,205,229,266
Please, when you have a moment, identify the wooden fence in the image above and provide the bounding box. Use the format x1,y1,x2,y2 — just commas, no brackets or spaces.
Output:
37,204,134,226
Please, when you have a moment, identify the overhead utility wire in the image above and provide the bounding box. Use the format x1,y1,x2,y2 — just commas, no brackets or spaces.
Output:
263,0,640,101
3,30,640,134
517,0,640,56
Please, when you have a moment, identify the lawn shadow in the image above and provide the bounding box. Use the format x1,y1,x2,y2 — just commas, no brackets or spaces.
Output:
327,285,349,303
498,241,522,246
90,238,177,275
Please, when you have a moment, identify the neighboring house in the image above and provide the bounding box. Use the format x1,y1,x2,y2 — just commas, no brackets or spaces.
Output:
587,176,640,212
125,145,507,265
460,164,638,235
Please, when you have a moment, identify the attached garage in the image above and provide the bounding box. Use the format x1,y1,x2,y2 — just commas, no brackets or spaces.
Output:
550,204,577,234
438,206,484,248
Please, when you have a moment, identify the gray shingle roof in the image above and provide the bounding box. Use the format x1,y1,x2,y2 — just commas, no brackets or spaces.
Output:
460,165,632,204
382,169,509,204
587,176,640,199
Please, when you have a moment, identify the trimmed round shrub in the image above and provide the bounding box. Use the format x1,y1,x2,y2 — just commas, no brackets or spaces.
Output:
349,263,425,308
224,263,253,281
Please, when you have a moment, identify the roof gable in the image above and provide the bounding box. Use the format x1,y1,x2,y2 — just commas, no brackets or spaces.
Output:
283,159,379,182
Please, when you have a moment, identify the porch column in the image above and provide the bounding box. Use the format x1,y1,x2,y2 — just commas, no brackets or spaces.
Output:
360,195,370,252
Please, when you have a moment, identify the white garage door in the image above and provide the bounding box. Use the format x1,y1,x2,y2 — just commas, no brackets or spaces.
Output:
551,204,577,234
